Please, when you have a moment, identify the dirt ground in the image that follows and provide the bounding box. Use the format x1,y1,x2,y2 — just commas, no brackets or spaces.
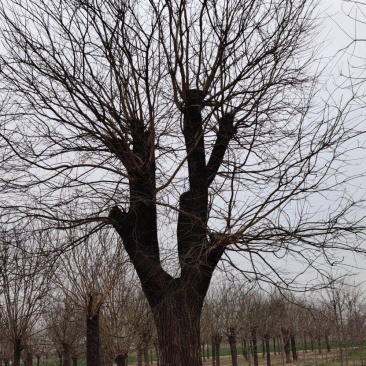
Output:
201,349,364,366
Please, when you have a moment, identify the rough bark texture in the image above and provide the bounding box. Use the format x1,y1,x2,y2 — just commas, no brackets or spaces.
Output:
86,292,103,366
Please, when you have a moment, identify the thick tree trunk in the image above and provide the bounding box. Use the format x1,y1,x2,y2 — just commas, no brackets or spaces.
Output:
86,292,103,366
290,334,297,361
264,334,271,366
13,338,22,366
228,327,238,366
152,292,203,366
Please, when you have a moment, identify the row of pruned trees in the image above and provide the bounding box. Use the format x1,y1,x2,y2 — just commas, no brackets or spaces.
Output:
201,283,366,366
0,228,155,366
1,227,366,366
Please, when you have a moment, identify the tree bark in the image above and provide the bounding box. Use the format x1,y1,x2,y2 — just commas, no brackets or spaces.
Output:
317,337,322,355
228,327,238,366
252,328,259,366
290,334,297,361
265,334,271,366
212,340,216,366
25,350,32,366
282,329,292,363
86,292,103,366
212,333,222,366
325,335,331,352
243,339,248,360
13,338,22,366
62,343,71,366
109,89,228,366
115,354,128,366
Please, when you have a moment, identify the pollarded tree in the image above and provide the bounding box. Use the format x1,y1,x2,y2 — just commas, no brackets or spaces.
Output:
0,0,365,365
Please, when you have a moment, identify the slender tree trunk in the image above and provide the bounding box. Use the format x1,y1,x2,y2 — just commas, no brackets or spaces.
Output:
291,334,298,361
86,292,103,366
243,339,248,361
13,338,22,366
228,327,238,366
273,338,277,356
57,351,63,366
202,343,206,361
325,335,331,352
213,333,222,366
310,336,314,352
262,339,265,358
282,329,292,363
317,337,322,355
265,334,271,366
251,328,258,366
62,343,71,366
25,350,32,366
72,357,78,366
137,348,143,366
212,340,216,366
304,334,307,353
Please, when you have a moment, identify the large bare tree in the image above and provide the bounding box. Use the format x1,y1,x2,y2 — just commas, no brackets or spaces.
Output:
0,0,365,365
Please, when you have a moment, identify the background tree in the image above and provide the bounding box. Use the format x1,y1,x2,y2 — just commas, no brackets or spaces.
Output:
0,230,52,366
1,0,366,365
